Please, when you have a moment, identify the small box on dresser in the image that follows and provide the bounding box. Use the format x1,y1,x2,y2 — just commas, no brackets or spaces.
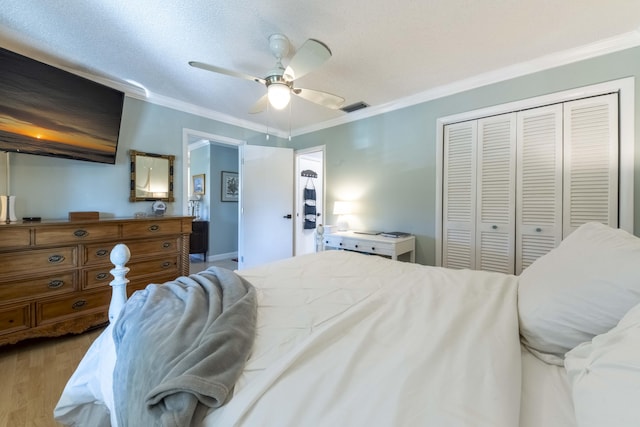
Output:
0,216,192,346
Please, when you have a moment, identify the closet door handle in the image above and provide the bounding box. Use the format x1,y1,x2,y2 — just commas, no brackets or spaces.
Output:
283,214,292,219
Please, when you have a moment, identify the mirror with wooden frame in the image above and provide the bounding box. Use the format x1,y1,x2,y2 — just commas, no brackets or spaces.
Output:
129,150,175,202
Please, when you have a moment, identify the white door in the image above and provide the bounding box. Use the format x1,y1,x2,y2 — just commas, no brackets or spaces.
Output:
442,120,477,270
238,145,294,270
516,104,563,274
475,113,516,274
563,93,619,236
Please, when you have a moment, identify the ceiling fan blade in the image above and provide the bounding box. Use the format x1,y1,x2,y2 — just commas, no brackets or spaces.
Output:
189,61,266,85
283,39,331,82
292,88,345,110
249,94,268,114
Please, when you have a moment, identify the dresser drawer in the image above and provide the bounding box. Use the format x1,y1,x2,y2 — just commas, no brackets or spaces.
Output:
0,304,30,335
0,272,77,302
0,247,77,276
36,289,110,325
126,237,181,259
128,256,180,279
0,227,31,248
121,219,183,238
83,236,181,266
83,256,180,290
35,224,120,245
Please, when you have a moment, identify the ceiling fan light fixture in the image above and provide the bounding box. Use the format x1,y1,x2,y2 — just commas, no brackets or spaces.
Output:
267,82,291,110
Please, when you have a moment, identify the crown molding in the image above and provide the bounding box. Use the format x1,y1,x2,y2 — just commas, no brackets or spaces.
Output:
96,29,640,140
293,29,640,137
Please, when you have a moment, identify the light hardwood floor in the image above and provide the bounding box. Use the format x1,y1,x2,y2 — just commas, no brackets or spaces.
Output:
0,257,237,426
0,327,104,427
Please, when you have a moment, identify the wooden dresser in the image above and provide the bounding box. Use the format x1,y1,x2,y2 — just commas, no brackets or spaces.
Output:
0,216,192,345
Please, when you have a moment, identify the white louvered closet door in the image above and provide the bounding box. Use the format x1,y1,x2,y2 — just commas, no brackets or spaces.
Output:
443,121,477,269
516,105,563,274
475,113,516,274
563,93,619,237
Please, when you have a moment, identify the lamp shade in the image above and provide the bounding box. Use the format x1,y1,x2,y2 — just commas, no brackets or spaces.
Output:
333,201,352,215
267,83,291,110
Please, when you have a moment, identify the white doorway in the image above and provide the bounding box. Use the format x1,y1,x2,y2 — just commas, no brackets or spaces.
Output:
295,146,325,256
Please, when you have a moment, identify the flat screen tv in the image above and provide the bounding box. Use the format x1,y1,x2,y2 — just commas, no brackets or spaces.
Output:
0,46,124,164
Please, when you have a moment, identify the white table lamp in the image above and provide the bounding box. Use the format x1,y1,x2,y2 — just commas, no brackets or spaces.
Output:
333,201,352,231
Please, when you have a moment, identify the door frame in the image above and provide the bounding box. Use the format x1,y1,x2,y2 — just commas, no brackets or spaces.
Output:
182,128,245,261
294,145,326,255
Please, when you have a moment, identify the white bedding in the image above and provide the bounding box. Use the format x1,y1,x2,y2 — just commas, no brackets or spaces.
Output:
519,345,576,427
57,250,531,426
206,251,521,426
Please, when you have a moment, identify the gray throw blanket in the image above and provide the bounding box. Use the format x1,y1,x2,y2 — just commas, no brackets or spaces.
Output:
113,267,257,427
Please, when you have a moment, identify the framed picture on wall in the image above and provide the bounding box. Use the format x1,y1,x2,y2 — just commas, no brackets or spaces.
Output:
192,174,205,195
221,171,239,202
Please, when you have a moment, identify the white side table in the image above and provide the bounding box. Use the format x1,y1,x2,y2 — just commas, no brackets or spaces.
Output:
323,231,416,262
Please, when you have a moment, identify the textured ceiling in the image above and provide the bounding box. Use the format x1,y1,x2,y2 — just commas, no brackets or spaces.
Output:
1,1,640,137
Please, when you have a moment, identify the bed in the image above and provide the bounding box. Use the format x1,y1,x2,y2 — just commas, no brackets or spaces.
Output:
54,222,640,427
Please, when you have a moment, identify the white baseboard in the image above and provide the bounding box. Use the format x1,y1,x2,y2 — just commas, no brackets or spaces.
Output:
207,251,238,262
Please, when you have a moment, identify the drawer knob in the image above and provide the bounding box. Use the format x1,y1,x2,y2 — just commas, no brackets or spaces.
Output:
536,227,542,232
339,243,343,246
161,261,171,269
74,229,88,238
48,280,64,289
492,225,498,230
148,224,160,232
71,300,87,310
96,249,109,257
162,242,171,248
355,244,359,248
48,254,65,264
371,247,375,251
96,272,109,280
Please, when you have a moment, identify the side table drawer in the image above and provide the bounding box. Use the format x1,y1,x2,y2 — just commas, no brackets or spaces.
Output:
323,235,344,248
351,240,394,256
37,289,110,325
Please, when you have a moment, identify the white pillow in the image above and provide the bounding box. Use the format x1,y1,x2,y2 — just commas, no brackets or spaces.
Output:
518,222,640,364
565,303,640,427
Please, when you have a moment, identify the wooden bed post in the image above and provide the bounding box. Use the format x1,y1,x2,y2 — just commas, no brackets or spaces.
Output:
109,243,131,324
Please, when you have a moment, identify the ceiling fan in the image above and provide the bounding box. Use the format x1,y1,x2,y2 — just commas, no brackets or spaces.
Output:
189,34,345,113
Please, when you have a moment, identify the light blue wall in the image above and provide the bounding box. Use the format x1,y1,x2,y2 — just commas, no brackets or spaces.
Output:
209,144,238,255
289,46,640,265
5,47,639,266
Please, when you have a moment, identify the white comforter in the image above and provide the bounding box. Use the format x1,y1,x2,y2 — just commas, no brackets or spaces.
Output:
56,250,521,427
206,251,521,426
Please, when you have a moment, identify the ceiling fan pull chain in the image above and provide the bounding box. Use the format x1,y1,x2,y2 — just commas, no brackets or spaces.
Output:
288,101,292,141
266,98,270,140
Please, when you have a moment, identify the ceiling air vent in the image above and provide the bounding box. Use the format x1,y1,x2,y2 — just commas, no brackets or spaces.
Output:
340,101,369,113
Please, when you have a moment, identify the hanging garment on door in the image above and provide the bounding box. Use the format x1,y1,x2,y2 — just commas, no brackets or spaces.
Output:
303,177,317,229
